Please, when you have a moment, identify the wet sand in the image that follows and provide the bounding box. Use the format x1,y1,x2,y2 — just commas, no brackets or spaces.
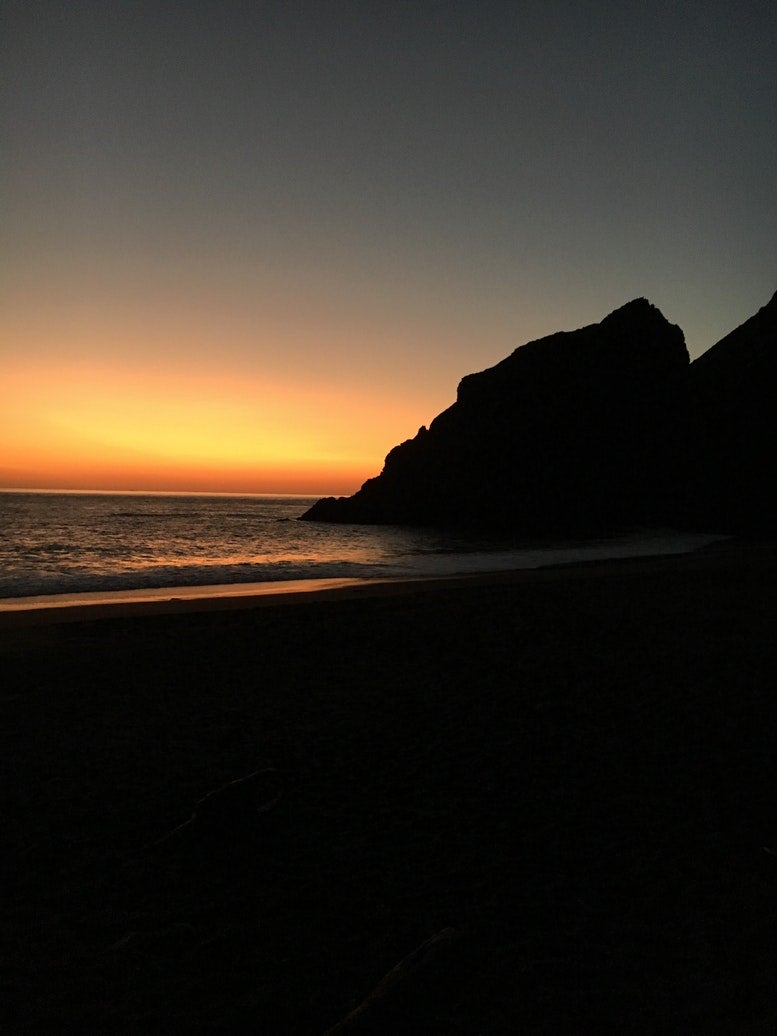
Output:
4,540,777,1031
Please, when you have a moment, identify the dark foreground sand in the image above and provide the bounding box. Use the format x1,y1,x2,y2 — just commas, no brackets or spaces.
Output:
3,542,777,1032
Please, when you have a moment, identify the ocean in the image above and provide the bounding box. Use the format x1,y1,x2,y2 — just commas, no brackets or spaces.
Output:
0,490,723,606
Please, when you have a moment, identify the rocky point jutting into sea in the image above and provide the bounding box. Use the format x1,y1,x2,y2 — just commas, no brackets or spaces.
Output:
301,292,777,534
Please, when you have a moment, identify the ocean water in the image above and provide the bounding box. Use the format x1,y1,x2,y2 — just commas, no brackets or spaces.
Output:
0,491,723,604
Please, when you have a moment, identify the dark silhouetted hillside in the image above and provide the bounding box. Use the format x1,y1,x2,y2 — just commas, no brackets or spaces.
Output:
302,299,690,532
302,293,776,534
688,290,777,532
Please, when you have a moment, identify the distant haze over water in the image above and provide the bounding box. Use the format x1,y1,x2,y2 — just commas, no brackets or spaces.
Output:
0,492,724,603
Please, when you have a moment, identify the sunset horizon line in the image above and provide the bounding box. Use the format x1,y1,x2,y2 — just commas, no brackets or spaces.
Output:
0,486,336,499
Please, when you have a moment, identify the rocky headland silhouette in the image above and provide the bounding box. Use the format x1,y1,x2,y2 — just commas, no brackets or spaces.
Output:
302,292,777,533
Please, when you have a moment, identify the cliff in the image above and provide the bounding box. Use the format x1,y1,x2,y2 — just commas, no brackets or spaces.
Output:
302,298,691,532
302,292,776,533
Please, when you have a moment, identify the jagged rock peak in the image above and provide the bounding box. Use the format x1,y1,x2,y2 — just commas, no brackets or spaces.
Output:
454,298,686,406
604,296,657,317
599,297,681,334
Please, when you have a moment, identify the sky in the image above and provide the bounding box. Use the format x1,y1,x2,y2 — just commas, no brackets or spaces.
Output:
2,0,775,495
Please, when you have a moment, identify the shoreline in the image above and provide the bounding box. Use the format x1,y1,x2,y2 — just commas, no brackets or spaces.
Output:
0,533,753,630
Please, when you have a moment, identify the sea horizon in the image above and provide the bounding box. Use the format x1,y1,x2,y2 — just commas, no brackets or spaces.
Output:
0,487,333,498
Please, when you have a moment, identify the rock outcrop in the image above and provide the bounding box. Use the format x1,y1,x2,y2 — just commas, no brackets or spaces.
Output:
302,299,690,532
301,292,776,534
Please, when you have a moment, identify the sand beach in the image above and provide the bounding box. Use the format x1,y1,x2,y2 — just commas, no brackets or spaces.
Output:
3,540,776,1031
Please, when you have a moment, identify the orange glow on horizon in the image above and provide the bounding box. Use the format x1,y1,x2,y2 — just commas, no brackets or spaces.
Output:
0,261,474,496
0,357,438,496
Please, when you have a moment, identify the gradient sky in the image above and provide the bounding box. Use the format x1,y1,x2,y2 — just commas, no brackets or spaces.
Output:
2,1,775,494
